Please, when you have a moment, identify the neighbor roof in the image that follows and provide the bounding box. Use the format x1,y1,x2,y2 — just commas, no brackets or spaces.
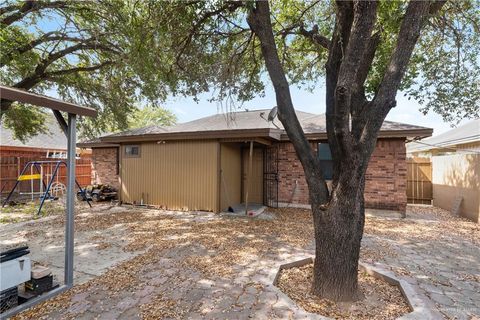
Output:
407,118,480,153
1,115,67,150
79,109,433,147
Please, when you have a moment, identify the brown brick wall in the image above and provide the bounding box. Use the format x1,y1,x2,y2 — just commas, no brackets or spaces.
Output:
276,142,318,205
364,139,407,212
275,139,407,212
91,147,119,189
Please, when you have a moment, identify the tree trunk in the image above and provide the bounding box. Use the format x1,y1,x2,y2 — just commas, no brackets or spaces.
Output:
311,167,366,301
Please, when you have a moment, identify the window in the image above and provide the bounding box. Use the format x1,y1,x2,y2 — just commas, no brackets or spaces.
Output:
46,151,67,159
318,143,333,180
125,145,140,157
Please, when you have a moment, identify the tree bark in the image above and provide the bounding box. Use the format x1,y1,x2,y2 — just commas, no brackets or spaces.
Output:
246,0,444,302
311,160,366,301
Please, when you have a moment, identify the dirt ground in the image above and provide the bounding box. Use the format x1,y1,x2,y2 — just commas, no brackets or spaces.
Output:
1,202,479,319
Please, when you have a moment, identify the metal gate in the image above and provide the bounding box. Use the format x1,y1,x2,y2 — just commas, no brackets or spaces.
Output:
263,145,278,208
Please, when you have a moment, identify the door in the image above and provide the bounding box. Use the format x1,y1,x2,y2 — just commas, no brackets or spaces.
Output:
242,147,264,204
264,145,278,208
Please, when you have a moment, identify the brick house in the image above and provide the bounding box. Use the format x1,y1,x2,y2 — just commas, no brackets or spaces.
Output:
78,110,432,213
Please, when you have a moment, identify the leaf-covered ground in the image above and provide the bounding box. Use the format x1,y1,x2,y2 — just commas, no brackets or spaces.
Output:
277,263,410,319
3,204,479,319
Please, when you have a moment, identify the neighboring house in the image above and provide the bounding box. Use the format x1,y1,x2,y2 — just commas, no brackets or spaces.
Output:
407,119,480,223
407,119,480,157
1,117,68,158
78,109,432,213
0,116,92,192
0,115,91,159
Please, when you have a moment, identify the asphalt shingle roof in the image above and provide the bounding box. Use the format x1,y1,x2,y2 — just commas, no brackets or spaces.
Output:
0,115,67,150
168,109,429,133
407,118,480,153
104,125,168,138
81,109,432,146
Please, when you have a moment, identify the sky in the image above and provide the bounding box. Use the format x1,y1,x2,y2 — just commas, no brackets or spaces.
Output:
165,84,467,137
34,11,471,138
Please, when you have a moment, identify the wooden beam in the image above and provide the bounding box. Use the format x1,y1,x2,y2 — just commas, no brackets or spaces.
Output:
52,110,68,136
220,137,273,145
245,140,254,215
0,85,97,117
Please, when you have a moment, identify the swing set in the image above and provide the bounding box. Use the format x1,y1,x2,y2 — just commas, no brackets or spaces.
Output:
1,160,91,215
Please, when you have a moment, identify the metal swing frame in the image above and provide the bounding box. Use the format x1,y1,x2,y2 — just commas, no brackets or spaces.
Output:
1,160,92,216
0,85,97,318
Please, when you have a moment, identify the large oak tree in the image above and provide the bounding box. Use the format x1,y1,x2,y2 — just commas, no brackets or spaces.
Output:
125,0,478,301
247,0,442,300
0,0,175,140
2,0,478,301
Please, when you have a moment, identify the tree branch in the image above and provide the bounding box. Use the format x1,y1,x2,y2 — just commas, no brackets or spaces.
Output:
247,0,329,207
373,1,433,114
298,24,331,49
1,31,116,67
354,31,381,91
361,0,446,150
324,0,353,182
4,41,118,108
1,1,69,26
44,61,115,79
174,1,244,71
333,0,378,153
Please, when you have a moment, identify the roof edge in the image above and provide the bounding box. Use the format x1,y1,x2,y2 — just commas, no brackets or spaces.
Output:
99,128,280,143
82,127,432,147
283,128,433,141
77,142,120,148
0,85,97,117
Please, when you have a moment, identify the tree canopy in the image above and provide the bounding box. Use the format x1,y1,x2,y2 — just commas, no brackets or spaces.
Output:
1,0,478,142
0,0,170,141
127,105,177,129
116,0,479,122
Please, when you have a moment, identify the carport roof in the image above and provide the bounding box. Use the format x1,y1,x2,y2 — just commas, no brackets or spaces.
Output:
79,109,432,146
0,85,97,117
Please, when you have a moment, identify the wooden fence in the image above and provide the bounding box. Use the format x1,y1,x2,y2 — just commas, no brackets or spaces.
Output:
0,156,92,196
407,157,432,205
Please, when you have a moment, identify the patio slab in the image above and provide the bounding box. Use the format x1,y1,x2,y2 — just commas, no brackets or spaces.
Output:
2,204,478,319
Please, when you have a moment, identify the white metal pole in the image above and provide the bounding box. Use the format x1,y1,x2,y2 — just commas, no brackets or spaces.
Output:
65,113,76,287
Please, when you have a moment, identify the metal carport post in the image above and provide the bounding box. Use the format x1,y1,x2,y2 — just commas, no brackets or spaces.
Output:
64,113,76,287
0,85,96,318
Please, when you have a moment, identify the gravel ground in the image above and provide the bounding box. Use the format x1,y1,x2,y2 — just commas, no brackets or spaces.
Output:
363,205,480,319
2,204,478,319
